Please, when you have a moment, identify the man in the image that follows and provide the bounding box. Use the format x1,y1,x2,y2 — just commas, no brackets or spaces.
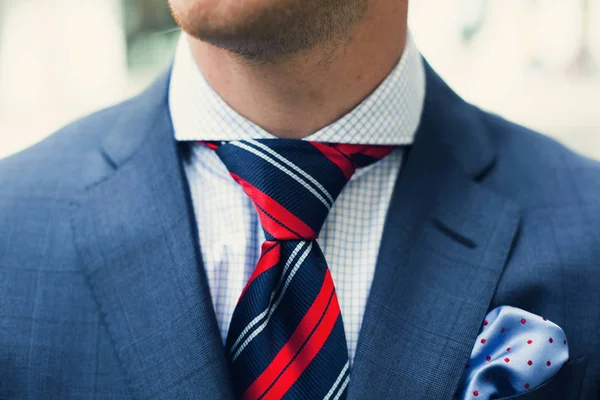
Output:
0,0,598,399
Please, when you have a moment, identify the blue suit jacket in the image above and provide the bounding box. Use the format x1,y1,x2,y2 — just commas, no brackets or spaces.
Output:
0,64,598,399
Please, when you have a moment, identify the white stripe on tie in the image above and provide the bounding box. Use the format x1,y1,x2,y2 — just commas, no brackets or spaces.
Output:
247,139,334,205
323,362,350,400
231,141,331,209
229,241,306,356
333,376,350,400
231,242,313,361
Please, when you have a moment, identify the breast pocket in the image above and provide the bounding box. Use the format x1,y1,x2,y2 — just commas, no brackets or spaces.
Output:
496,357,587,400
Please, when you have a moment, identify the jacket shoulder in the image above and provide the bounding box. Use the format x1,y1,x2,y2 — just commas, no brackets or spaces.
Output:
480,111,600,208
0,98,138,199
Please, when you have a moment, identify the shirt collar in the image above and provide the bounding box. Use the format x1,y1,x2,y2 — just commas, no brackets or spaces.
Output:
169,32,425,145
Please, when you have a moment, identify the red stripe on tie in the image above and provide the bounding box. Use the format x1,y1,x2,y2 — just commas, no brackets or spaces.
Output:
310,142,355,180
331,143,394,161
262,294,341,400
230,173,317,240
362,146,395,160
254,207,306,241
330,143,369,157
239,241,280,299
242,270,336,400
198,140,220,150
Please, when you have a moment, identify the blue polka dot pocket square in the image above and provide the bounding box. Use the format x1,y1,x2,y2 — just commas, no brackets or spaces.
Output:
456,306,581,400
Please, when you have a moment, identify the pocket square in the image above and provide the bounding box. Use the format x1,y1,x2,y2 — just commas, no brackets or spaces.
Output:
457,306,569,399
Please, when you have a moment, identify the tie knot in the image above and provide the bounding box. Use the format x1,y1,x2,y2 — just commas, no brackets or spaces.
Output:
203,139,394,240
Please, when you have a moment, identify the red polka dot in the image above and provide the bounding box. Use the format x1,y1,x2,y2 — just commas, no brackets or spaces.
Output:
465,364,470,369
527,360,533,366
504,358,510,363
506,347,511,352
527,340,533,344
547,361,552,366
549,338,554,343
521,318,527,324
501,328,506,333
473,391,479,397
481,339,487,344
483,320,488,326
486,356,491,361
543,317,547,321
506,376,511,381
525,383,530,389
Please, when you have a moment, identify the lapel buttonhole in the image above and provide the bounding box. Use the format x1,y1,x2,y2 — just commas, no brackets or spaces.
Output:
432,218,477,249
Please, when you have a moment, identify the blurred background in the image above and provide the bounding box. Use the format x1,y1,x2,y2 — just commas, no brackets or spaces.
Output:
0,0,599,159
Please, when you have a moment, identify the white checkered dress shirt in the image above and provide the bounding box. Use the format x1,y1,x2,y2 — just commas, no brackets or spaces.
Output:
169,33,425,365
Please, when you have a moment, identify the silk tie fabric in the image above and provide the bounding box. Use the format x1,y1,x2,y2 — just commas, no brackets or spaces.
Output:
458,306,569,399
201,139,395,400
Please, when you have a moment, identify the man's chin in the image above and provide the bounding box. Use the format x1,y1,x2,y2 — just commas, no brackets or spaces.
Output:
169,0,282,38
169,0,368,61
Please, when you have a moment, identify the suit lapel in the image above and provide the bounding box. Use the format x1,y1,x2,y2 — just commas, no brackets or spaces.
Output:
348,63,521,399
71,73,234,399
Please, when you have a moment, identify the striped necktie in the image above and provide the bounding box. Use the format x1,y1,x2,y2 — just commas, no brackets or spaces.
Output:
201,139,395,400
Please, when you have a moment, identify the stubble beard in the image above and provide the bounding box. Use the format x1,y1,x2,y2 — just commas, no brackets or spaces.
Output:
169,0,369,63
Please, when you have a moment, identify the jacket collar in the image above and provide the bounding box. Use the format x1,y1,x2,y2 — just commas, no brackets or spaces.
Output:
74,69,235,399
347,62,519,399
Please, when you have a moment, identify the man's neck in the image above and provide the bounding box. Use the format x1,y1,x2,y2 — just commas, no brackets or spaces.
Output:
188,0,408,139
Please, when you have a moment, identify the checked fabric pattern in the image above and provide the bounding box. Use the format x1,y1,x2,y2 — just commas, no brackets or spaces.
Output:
201,139,395,400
